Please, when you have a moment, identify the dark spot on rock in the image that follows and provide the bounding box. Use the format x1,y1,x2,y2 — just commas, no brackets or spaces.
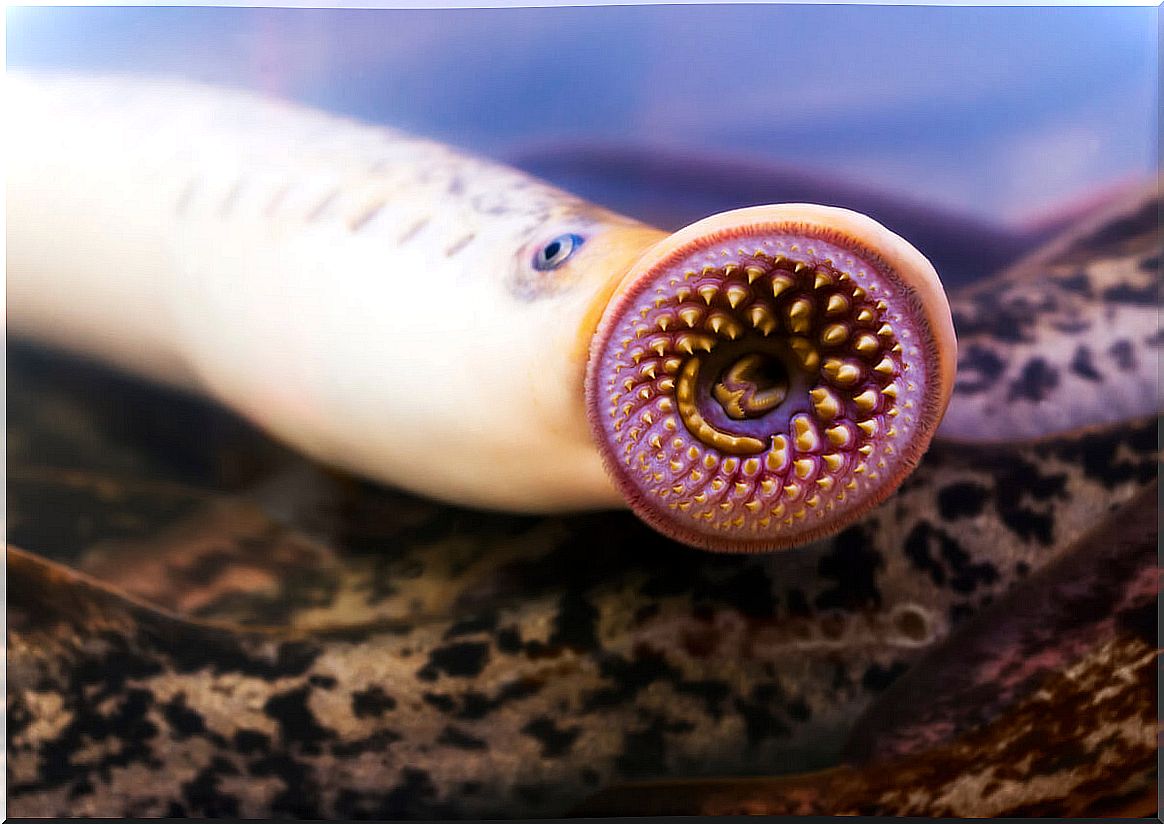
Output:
351,685,397,718
955,345,1007,395
181,758,240,817
581,767,601,785
905,521,999,592
308,674,337,689
1108,339,1136,371
248,752,322,818
1008,358,1059,402
521,717,581,758
1103,280,1159,304
495,626,523,654
233,728,270,755
616,717,694,778
937,481,990,519
455,678,543,720
162,693,206,740
422,693,456,713
861,661,909,693
548,590,599,651
1114,600,1156,644
787,698,812,722
437,725,487,750
417,641,490,681
1069,345,1103,382
1056,271,1093,295
814,526,883,611
634,603,661,625
332,728,404,758
263,685,334,754
584,645,679,711
379,767,448,818
734,689,793,747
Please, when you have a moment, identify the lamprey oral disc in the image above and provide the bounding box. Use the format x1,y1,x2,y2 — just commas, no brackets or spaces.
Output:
586,205,956,552
8,73,955,553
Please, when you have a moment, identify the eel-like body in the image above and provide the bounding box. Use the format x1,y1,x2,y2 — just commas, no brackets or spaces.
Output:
7,72,956,552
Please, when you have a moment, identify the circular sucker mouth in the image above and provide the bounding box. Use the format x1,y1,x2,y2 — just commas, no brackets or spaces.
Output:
585,204,956,553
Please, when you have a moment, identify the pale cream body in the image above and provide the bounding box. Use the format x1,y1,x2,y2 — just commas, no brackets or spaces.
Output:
7,72,663,512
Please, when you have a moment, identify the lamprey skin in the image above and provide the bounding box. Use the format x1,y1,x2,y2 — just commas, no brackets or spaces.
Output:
587,206,956,551
7,72,953,551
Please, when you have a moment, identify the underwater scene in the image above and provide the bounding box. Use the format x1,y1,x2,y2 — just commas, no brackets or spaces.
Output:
6,4,1160,818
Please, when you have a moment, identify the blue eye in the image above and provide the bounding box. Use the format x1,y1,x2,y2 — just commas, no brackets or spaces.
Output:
533,233,584,271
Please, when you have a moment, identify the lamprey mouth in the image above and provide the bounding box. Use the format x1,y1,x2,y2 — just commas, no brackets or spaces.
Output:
585,204,956,553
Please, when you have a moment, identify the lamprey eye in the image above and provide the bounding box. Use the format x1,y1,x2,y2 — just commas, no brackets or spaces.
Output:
585,204,956,553
533,233,584,270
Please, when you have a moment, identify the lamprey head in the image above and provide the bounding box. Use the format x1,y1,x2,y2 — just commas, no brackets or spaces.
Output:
585,204,956,552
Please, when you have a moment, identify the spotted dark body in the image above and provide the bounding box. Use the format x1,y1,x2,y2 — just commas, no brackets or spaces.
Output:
7,177,1160,817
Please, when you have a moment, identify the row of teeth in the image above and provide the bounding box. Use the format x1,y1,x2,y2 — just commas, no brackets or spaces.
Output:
603,253,918,533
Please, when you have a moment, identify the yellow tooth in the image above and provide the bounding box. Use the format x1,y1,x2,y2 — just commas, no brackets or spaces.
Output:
887,407,899,417
711,478,725,491
854,461,867,473
675,286,693,302
823,358,861,387
892,343,904,354
719,501,732,512
694,492,708,503
788,298,813,334
813,270,832,289
877,323,894,338
810,387,841,420
886,426,898,437
722,457,739,474
854,389,878,413
874,357,895,376
771,502,786,518
792,414,820,452
735,482,750,496
641,411,654,425
623,378,635,391
876,300,888,311
703,454,717,470
689,469,702,482
679,306,702,327
859,445,874,457
826,294,849,315
657,398,673,412
846,478,859,489
657,315,673,332
687,446,700,460
784,482,802,498
857,419,878,437
821,323,849,346
726,284,749,308
747,304,777,335
766,435,790,472
663,357,683,373
649,433,662,449
794,507,808,519
649,337,668,357
823,453,844,472
760,479,777,496
854,333,879,355
658,377,675,392
742,458,760,476
745,499,762,512
771,274,794,298
794,458,815,479
881,382,899,398
745,265,765,283
805,494,821,508
701,265,719,276
698,285,718,304
856,308,876,324
789,337,820,371
825,424,852,448
641,363,657,379
851,286,866,299
794,261,809,273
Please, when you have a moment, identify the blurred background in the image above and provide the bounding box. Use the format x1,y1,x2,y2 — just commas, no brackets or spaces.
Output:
8,5,1157,232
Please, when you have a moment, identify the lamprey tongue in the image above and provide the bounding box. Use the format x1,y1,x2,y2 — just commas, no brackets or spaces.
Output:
586,204,956,552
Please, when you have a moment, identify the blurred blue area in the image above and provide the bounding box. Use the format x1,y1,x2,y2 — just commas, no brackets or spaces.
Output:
7,5,1157,225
